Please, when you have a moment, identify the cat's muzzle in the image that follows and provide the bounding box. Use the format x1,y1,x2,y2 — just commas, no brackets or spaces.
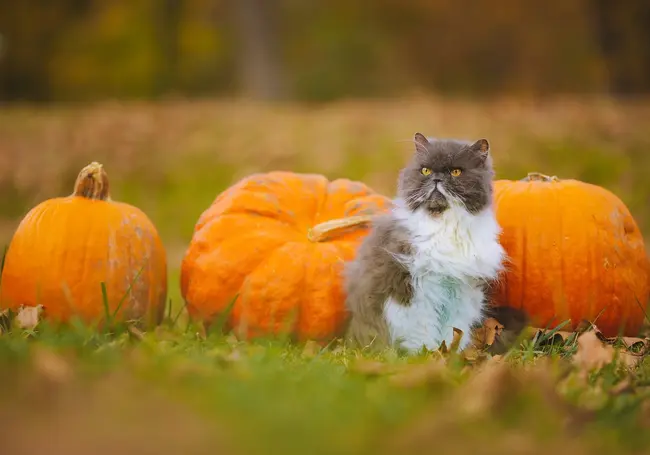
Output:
426,189,449,215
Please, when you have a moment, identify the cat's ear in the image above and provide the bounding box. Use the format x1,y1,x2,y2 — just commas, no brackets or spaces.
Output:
413,132,430,152
470,138,490,161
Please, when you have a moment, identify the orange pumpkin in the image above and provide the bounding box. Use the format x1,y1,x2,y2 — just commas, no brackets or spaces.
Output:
180,171,392,341
0,162,167,326
491,172,649,337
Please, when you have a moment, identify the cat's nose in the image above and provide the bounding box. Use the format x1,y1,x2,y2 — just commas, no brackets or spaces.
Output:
432,179,442,184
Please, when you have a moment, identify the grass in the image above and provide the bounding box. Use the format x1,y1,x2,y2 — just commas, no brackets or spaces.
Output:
1,315,650,455
0,95,649,454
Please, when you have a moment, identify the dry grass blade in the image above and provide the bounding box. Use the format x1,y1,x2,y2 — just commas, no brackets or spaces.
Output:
126,323,145,341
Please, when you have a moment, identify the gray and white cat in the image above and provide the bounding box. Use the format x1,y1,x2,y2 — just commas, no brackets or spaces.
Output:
344,133,506,353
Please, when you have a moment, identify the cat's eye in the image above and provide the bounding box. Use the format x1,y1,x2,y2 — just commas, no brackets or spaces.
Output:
450,168,462,177
421,167,432,176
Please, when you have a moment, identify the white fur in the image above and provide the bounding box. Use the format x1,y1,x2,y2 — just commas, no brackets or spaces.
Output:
383,197,505,353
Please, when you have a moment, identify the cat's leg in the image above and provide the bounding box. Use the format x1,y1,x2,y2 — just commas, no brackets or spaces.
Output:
343,220,414,352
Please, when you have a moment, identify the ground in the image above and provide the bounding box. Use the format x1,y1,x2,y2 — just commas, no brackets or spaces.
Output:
0,96,649,455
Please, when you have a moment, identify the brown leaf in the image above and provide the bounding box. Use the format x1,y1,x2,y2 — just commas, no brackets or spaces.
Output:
448,327,463,353
15,305,43,330
349,359,395,377
455,356,512,417
531,328,575,346
32,347,74,384
472,318,504,347
301,340,321,358
572,331,615,372
609,378,634,396
388,358,448,389
619,337,648,351
460,345,487,363
617,350,644,369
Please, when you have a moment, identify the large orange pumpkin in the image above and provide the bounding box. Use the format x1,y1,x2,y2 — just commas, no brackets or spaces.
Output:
491,172,649,337
0,162,167,326
180,171,392,341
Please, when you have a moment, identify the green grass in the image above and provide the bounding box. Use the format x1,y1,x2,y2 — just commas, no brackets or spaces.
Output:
1,316,650,455
0,97,649,454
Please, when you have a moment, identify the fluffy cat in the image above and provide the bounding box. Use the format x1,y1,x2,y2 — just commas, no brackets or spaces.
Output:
344,133,506,353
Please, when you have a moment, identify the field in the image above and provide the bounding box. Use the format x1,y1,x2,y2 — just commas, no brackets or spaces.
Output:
1,96,649,455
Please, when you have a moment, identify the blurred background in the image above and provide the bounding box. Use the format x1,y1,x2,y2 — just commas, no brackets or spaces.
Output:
1,0,649,307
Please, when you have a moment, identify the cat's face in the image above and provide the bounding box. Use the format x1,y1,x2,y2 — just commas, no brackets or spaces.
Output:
397,133,494,215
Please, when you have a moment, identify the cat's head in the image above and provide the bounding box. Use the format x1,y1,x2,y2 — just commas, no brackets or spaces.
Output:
397,133,495,215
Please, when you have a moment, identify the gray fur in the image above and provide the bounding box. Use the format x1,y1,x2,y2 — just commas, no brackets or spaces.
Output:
343,133,496,351
399,134,494,215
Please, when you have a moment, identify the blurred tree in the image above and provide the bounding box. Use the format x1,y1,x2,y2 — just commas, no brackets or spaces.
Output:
0,0,90,101
229,0,287,100
155,0,182,95
591,0,650,94
0,0,649,102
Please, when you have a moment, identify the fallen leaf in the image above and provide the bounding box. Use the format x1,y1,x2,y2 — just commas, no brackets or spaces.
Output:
455,356,513,416
532,328,575,346
32,347,73,384
349,359,395,377
15,305,43,330
460,345,486,363
301,340,321,358
448,327,463,353
471,318,504,348
609,378,634,396
619,337,648,352
388,358,448,388
572,331,615,372
617,350,644,369
0,309,10,333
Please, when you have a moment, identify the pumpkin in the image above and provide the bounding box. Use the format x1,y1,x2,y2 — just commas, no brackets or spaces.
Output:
180,171,392,341
491,172,649,337
0,162,167,326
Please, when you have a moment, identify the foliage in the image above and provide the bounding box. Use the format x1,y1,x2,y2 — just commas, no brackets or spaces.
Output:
0,97,648,316
1,0,650,101
1,308,650,455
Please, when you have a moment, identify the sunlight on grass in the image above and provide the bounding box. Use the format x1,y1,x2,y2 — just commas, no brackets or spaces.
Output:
0,97,649,455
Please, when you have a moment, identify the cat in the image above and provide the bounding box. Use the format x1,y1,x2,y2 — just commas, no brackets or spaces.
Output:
343,132,506,354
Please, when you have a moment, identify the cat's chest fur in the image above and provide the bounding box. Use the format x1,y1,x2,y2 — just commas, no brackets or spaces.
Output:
383,199,505,353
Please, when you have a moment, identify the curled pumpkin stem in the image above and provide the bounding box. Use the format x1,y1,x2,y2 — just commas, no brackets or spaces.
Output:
308,215,374,242
521,172,559,183
73,162,111,201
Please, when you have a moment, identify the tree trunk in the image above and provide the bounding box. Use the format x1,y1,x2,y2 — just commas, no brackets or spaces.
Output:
155,0,181,96
230,0,286,100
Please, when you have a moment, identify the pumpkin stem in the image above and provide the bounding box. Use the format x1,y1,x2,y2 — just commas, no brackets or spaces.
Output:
521,172,559,183
72,162,111,201
307,215,374,242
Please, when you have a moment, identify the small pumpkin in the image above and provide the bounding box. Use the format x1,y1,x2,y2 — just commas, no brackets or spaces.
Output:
491,172,649,337
180,171,391,341
0,162,167,326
